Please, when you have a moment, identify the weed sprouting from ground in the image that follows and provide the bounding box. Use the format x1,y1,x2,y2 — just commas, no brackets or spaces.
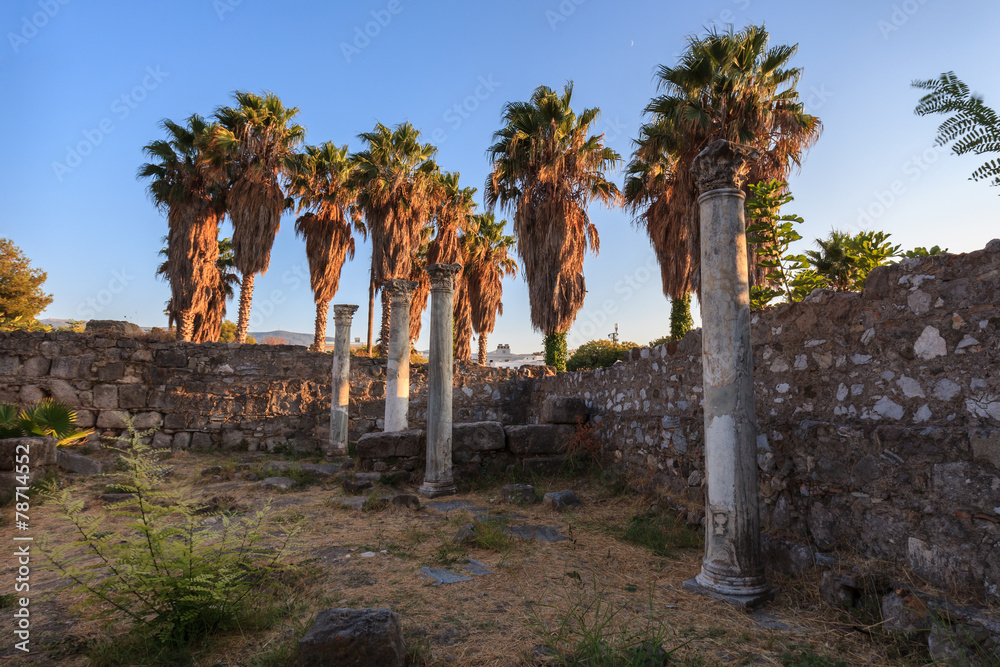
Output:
621,511,702,557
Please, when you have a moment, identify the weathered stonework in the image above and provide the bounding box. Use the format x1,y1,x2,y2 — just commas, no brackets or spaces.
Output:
531,241,1000,603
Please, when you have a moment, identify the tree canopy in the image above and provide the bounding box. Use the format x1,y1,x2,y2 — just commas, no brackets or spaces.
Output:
0,238,53,321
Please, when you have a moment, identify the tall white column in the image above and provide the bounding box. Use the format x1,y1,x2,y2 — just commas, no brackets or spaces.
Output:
419,263,461,498
383,279,416,432
684,139,774,608
327,304,358,461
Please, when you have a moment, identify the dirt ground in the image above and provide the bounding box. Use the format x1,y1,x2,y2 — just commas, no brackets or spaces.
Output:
0,448,943,666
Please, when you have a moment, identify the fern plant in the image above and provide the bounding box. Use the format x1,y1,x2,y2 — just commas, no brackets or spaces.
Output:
0,398,93,445
40,415,299,643
914,71,1000,189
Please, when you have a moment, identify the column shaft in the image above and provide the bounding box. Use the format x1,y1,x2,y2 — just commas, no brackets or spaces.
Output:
384,280,416,432
328,304,358,460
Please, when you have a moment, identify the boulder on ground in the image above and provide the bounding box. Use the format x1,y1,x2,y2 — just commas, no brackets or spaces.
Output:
542,490,580,510
0,437,57,470
299,607,405,667
453,421,505,452
504,424,575,455
261,476,297,491
501,483,537,504
820,571,859,609
540,395,590,425
357,430,425,459
84,320,143,336
57,449,112,475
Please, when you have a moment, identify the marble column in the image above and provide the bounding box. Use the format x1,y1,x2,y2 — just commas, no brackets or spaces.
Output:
327,304,358,461
683,139,774,608
383,279,417,432
419,263,461,498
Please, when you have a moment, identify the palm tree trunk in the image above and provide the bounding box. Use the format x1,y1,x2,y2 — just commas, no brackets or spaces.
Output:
314,301,330,352
177,311,194,342
380,289,391,358
235,273,255,344
367,265,375,354
478,332,487,365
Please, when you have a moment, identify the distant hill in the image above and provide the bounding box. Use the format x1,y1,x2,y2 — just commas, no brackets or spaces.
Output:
248,330,326,347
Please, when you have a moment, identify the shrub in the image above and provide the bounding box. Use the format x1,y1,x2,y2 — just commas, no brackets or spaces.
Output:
40,416,299,644
0,399,93,445
566,339,639,372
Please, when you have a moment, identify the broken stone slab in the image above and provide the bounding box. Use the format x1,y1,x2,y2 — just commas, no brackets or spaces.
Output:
881,591,930,637
264,461,342,478
420,567,473,585
464,559,492,576
454,522,476,545
261,476,297,491
391,494,420,510
542,490,580,510
299,607,405,667
539,395,590,425
331,496,369,510
504,525,568,542
57,449,113,475
453,421,506,452
424,499,483,514
748,611,806,633
342,479,373,495
504,424,576,455
0,437,57,470
356,429,425,459
501,483,537,504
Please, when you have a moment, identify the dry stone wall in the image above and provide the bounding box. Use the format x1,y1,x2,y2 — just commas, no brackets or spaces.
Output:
531,241,1000,603
0,334,539,454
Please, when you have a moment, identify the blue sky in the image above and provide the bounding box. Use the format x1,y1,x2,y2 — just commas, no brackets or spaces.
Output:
2,0,998,353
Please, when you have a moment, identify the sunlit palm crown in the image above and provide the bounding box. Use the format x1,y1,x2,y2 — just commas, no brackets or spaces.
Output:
427,170,477,266
625,24,822,299
485,82,621,335
350,121,439,285
466,212,517,337
288,142,363,304
210,91,305,277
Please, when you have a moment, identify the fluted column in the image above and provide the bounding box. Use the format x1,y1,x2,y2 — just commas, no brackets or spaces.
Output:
419,263,461,498
683,139,774,608
327,304,358,461
383,279,417,432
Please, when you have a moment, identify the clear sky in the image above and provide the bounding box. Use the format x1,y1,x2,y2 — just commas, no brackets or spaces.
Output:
2,0,998,353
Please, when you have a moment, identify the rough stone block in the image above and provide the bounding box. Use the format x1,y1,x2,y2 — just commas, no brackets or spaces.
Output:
299,608,405,667
97,362,125,382
96,410,128,429
501,483,537,504
154,349,188,367
932,462,1000,509
190,432,214,449
50,357,81,379
22,357,50,376
47,379,79,406
970,428,1000,470
520,456,567,475
92,385,119,410
542,489,580,510
820,571,859,609
504,424,575,455
453,421,505,452
0,355,21,375
0,437,57,470
357,429,425,459
131,411,163,430
540,395,590,425
262,476,296,491
57,449,112,475
762,535,816,574
84,320,143,335
118,384,149,409
172,432,192,449
19,385,45,403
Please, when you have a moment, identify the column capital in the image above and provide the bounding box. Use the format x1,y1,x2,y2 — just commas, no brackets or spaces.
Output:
383,279,418,302
332,304,359,324
426,263,462,292
691,139,760,193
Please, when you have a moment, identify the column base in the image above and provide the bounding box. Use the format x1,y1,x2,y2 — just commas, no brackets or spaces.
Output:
683,576,778,610
418,480,457,498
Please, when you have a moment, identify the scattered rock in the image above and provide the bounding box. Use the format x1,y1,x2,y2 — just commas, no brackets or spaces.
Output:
454,522,476,545
501,483,537,504
542,490,580,510
343,479,373,495
331,496,368,510
391,494,420,510
453,421,506,452
420,567,473,585
881,591,930,636
357,429,425,459
820,572,859,609
299,607,405,667
425,499,482,513
245,472,260,482
261,476,296,491
504,525,568,542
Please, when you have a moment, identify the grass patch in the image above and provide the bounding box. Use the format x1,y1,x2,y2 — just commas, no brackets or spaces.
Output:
780,648,850,667
620,511,702,557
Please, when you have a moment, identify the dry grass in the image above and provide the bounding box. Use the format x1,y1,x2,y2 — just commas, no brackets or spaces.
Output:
0,450,939,666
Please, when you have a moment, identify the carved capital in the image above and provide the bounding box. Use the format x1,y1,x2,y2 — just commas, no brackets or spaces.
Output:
426,263,462,293
691,139,760,193
383,279,418,303
332,304,359,325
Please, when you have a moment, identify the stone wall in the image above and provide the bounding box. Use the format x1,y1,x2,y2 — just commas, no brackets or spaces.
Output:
0,333,539,454
530,242,1000,603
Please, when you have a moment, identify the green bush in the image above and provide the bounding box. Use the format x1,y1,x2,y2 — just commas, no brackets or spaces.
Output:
566,339,638,372
544,332,568,372
0,399,93,445
40,416,300,644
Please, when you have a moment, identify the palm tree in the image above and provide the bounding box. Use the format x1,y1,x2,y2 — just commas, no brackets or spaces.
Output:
428,171,477,361
465,213,517,364
288,142,363,352
156,235,238,342
139,114,226,342
627,24,822,300
350,122,438,356
407,222,434,344
485,82,621,371
209,91,305,343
